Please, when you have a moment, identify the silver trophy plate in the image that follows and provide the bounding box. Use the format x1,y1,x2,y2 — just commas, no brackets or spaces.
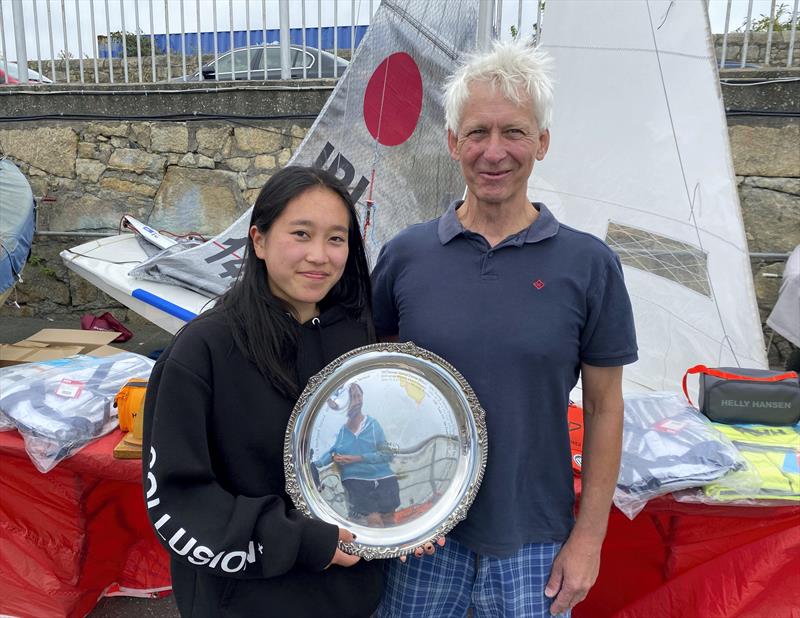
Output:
284,342,488,560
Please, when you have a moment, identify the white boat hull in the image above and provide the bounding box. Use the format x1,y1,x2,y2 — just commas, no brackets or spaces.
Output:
62,235,214,334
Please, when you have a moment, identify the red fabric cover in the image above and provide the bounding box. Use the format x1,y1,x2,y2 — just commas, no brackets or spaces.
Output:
0,429,170,618
80,312,134,343
1,430,798,617
573,478,800,618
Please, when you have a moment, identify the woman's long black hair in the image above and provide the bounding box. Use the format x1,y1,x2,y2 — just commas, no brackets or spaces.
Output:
213,165,373,398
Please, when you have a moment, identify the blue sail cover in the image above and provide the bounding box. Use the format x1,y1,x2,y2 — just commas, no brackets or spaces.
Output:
0,159,35,296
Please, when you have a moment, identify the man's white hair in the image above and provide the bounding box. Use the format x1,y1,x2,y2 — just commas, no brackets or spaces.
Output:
444,39,554,134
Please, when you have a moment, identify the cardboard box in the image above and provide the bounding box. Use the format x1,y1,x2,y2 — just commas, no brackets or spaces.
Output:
0,329,124,367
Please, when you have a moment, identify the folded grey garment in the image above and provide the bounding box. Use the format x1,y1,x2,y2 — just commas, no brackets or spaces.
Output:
617,393,745,495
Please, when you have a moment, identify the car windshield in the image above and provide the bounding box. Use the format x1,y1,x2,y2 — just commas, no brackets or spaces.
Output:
213,50,252,74
260,47,302,71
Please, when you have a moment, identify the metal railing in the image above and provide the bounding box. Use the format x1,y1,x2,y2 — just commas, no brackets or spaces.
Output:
0,0,375,85
712,0,799,68
1,1,798,86
492,0,798,68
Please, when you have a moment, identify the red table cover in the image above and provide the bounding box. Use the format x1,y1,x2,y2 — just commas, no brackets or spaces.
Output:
1,429,798,617
574,480,800,618
0,429,171,618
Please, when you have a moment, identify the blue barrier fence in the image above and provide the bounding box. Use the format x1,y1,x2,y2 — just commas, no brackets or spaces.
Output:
99,25,368,58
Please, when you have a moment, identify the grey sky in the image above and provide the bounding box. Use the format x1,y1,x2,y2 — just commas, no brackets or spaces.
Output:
0,1,785,63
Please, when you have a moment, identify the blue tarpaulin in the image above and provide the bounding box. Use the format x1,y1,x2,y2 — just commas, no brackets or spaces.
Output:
99,25,368,58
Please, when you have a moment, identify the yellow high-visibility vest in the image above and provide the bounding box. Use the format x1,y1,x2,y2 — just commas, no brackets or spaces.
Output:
704,424,800,501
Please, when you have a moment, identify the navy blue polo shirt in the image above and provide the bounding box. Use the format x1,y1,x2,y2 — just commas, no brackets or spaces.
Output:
372,200,638,557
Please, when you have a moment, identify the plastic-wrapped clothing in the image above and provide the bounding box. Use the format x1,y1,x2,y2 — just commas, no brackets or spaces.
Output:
0,353,154,472
614,392,746,518
704,424,800,501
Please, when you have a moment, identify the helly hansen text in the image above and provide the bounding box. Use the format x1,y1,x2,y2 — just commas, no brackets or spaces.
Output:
720,400,792,409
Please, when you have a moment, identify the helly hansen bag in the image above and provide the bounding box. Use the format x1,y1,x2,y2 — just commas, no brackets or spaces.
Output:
683,365,800,426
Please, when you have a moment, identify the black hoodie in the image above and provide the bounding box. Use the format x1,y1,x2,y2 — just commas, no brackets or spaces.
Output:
142,308,383,618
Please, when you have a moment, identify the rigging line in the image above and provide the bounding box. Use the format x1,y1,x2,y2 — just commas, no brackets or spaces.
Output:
645,0,741,367
62,248,142,265
541,43,712,62
382,0,460,60
656,1,676,30
374,54,392,156
362,51,393,241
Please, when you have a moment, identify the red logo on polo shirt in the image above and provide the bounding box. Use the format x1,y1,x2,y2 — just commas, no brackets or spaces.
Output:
533,279,545,289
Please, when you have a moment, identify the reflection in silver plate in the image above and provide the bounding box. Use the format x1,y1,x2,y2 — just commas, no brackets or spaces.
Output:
284,342,488,560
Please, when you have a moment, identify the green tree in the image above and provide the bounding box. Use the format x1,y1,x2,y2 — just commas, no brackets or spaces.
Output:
509,1,546,42
739,3,795,32
110,30,154,57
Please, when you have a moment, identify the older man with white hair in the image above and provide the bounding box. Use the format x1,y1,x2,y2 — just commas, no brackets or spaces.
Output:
372,40,638,617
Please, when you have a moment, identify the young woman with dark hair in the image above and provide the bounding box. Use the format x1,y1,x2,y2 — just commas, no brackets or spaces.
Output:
142,166,383,617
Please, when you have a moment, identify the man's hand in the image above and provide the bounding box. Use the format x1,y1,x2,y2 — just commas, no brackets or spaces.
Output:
544,533,602,615
332,454,363,464
326,528,360,569
399,536,446,563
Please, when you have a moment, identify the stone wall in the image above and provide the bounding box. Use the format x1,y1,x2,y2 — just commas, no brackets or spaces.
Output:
0,116,310,323
0,121,306,235
731,117,800,368
713,32,799,67
34,54,207,84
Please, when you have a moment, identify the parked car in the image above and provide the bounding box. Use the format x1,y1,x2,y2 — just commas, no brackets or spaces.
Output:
0,61,53,84
169,44,349,82
0,66,19,85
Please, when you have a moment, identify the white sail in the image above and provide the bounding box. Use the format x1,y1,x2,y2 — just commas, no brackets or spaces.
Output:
534,0,767,396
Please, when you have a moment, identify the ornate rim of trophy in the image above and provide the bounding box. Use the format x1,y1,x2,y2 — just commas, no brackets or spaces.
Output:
284,342,488,560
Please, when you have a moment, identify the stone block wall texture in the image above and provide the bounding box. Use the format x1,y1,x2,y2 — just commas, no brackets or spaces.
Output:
0,117,308,326
714,32,799,68
1,88,797,368
730,117,800,368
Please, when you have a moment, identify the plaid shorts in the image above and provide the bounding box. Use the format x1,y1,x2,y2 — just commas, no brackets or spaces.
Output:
376,537,570,618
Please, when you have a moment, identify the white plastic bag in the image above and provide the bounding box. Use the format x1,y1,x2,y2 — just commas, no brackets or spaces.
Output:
614,392,756,519
0,353,154,472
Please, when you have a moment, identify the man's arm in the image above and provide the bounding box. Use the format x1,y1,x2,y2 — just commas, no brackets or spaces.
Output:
545,363,624,616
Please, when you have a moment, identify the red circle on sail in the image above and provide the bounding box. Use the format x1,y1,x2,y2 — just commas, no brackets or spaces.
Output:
363,52,423,147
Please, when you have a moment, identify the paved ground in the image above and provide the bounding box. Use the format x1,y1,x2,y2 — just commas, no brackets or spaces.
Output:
90,595,180,617
0,315,175,356
1,315,180,617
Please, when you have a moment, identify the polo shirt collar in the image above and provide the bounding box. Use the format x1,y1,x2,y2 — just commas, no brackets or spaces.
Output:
437,199,560,246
